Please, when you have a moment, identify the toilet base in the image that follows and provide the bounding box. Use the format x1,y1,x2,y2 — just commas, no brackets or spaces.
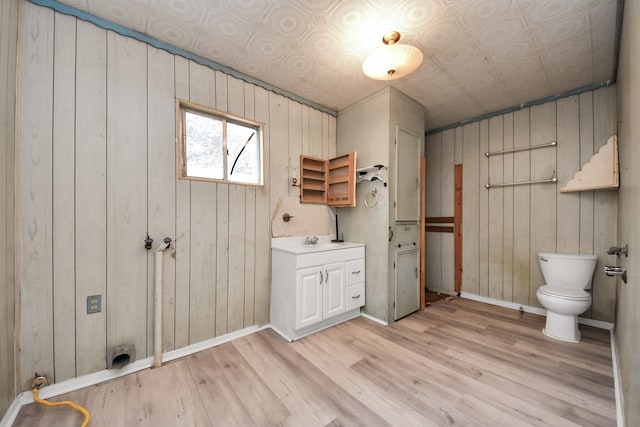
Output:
542,311,581,343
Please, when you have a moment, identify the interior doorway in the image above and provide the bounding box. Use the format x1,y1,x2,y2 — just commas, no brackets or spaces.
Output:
423,164,463,301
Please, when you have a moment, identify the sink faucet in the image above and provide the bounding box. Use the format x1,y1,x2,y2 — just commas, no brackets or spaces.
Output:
304,235,319,245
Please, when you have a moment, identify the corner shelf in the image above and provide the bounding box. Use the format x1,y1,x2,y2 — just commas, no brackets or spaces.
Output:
560,135,619,192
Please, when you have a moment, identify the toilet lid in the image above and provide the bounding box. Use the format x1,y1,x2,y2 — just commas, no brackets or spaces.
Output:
538,285,591,301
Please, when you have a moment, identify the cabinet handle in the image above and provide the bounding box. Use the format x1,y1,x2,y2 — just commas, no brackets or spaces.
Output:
325,271,328,282
352,294,361,299
352,270,361,274
319,271,323,284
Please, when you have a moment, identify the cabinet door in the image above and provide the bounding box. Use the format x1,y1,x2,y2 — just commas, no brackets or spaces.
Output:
323,262,346,319
395,126,422,223
327,152,356,207
296,266,323,329
394,248,420,320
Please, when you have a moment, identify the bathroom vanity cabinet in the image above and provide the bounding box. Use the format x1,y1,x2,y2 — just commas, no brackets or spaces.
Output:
271,237,365,341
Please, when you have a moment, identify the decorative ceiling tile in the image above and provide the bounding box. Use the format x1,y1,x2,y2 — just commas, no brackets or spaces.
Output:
87,0,148,33
56,0,619,130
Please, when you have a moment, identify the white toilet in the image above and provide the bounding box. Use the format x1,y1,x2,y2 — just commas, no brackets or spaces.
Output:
536,252,597,343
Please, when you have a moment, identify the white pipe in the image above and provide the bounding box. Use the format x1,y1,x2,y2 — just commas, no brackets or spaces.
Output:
154,238,172,369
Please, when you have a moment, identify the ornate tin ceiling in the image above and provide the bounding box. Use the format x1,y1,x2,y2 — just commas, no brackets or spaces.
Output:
55,0,619,130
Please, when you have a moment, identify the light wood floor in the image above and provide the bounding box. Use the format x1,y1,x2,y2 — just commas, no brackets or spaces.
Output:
14,298,616,426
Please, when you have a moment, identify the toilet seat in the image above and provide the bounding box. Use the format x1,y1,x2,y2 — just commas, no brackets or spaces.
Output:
538,284,590,301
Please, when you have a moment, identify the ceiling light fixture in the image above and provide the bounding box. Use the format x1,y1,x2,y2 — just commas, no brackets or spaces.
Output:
362,31,423,81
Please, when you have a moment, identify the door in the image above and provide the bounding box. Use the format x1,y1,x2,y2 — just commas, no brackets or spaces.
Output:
395,126,422,223
296,266,323,329
323,262,346,319
394,248,420,320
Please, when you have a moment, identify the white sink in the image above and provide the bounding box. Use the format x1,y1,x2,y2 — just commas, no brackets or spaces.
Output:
271,235,364,255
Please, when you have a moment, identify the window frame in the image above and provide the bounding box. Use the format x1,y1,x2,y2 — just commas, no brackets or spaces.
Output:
176,99,264,186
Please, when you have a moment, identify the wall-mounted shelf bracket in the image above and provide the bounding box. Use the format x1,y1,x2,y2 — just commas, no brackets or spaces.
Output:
356,164,388,186
560,135,619,192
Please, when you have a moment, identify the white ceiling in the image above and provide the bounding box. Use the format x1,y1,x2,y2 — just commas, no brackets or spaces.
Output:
56,0,619,130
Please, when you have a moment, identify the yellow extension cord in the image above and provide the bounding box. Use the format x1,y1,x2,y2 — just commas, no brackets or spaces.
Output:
32,387,91,427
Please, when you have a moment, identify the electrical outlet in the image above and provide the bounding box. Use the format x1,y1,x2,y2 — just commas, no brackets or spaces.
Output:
87,295,102,314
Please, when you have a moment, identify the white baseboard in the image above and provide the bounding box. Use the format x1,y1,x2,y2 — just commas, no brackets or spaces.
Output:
460,292,615,330
611,329,625,427
360,312,388,326
0,324,268,427
0,395,24,427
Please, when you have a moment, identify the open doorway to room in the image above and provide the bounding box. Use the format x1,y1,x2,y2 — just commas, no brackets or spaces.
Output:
424,164,462,304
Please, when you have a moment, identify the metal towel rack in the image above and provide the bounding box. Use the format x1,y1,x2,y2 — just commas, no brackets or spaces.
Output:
484,141,556,157
486,170,557,189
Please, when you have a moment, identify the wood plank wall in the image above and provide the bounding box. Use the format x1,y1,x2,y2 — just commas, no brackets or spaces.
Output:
425,86,617,322
0,0,19,417
16,2,336,391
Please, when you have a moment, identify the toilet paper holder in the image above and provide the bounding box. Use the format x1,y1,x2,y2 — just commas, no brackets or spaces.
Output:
604,265,627,284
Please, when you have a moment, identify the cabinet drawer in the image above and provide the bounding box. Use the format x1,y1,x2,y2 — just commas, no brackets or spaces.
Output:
346,259,365,285
346,282,365,311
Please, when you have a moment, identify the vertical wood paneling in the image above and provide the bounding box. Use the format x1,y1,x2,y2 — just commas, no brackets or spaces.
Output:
478,120,489,296
19,3,54,387
254,87,271,325
322,114,329,159
441,129,455,293
591,86,617,322
227,183,245,332
188,63,217,343
556,96,581,254
441,130,455,215
578,92,595,256
309,108,323,157
425,133,442,290
488,116,504,300
173,56,191,349
0,0,18,413
301,106,310,155
528,103,557,307
227,76,246,334
243,183,256,327
328,115,337,159
13,3,344,393
512,109,531,305
454,127,463,165
146,47,176,352
74,19,107,376
462,122,480,294
215,71,229,337
106,33,148,357
269,93,289,216
426,90,615,321
243,81,256,328
502,113,514,302
578,91,595,318
52,12,77,382
288,101,302,197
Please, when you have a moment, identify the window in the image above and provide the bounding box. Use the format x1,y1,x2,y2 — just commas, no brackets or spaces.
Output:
177,100,263,185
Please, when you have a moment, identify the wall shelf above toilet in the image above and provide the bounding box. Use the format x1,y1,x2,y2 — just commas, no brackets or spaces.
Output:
560,135,619,192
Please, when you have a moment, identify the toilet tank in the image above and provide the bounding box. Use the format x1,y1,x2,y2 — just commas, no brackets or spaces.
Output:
538,253,597,289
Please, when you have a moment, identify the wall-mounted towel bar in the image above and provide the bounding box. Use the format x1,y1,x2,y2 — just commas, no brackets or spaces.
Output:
486,171,557,189
484,141,557,157
396,242,417,248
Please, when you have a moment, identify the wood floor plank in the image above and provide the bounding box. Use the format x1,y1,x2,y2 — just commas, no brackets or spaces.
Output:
187,342,290,426
14,298,616,426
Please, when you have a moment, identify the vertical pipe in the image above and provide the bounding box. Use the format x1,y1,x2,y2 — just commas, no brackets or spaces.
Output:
154,249,163,368
154,237,171,368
